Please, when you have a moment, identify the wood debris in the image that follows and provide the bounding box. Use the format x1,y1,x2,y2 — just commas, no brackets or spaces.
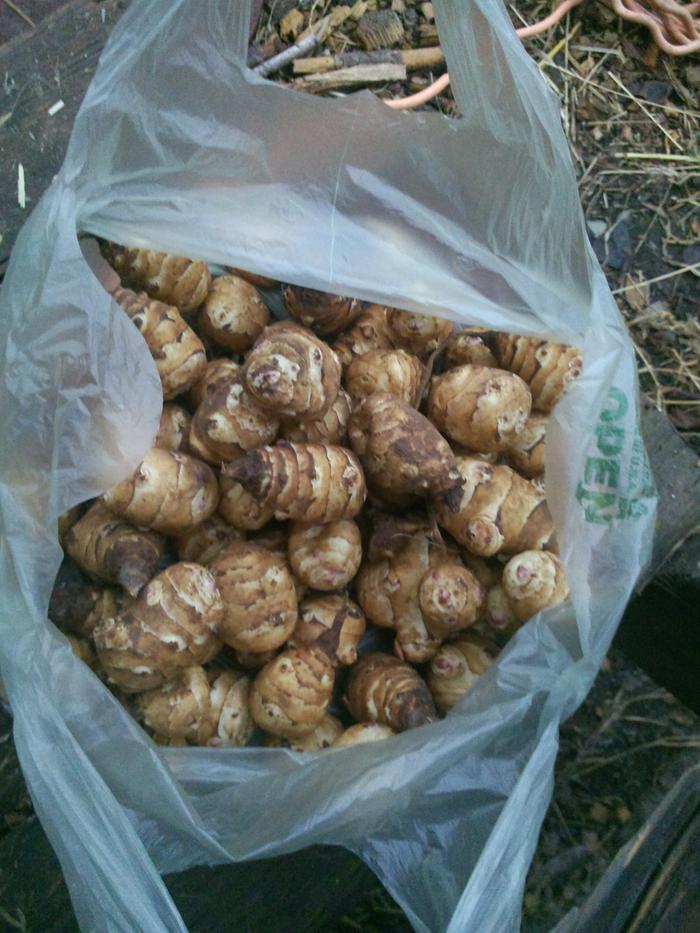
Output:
294,63,407,94
356,10,404,50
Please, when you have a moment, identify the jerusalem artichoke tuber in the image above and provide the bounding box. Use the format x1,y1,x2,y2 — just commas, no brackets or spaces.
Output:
348,392,462,509
504,413,547,478
104,448,219,535
386,308,453,358
427,365,532,453
221,443,366,524
290,594,366,666
433,457,555,557
265,713,343,751
49,559,130,638
104,244,211,312
287,520,362,591
57,504,84,548
64,501,165,597
94,563,223,692
495,334,582,412
331,723,395,748
173,514,244,565
184,358,239,411
331,304,395,368
243,322,341,420
209,541,298,653
249,646,334,738
197,275,269,352
155,403,192,452
502,551,569,622
443,329,498,369
427,633,498,713
282,285,363,337
189,375,279,464
345,653,436,731
280,387,351,445
344,349,423,406
112,287,207,399
418,563,483,640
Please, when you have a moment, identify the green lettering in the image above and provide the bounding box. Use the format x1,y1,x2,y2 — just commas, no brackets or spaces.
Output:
584,457,620,488
576,483,616,523
596,424,625,457
601,387,628,422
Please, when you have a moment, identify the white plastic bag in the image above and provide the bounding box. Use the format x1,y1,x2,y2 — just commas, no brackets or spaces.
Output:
0,1,656,930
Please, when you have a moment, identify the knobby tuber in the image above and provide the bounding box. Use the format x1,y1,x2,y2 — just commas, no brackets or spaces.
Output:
348,392,462,508
189,375,279,464
105,244,211,312
444,329,498,369
283,285,363,337
244,322,341,419
221,443,366,524
65,501,165,597
344,348,423,406
280,387,351,445
49,559,129,638
266,713,343,751
288,520,362,591
197,275,269,352
386,308,453,358
502,550,569,622
112,287,207,399
104,448,219,535
433,457,555,557
418,563,483,640
291,594,366,666
250,646,335,738
495,334,582,412
331,304,394,368
94,563,223,692
505,412,547,478
209,541,298,653
427,365,532,453
427,633,499,713
173,514,244,565
155,403,192,452
331,723,395,748
184,358,239,411
345,653,436,731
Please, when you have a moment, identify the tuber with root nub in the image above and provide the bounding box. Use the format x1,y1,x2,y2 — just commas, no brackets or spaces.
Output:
104,244,211,312
502,550,569,622
345,653,435,731
250,646,335,738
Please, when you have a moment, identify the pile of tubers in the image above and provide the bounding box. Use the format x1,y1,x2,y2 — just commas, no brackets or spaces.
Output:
51,242,582,751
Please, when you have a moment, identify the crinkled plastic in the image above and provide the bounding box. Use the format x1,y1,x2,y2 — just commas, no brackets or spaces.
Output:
0,1,656,930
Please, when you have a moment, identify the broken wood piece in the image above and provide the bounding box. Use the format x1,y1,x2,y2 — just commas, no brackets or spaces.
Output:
356,10,405,49
280,8,305,42
293,46,444,76
294,63,407,94
254,33,320,78
298,6,353,43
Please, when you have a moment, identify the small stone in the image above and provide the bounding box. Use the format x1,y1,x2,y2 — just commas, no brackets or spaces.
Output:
356,9,404,49
589,801,610,825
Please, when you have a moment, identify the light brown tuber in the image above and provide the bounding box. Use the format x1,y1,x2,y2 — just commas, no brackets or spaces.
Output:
331,304,395,368
386,308,453,358
189,375,279,464
226,266,277,289
155,403,192,452
68,635,99,672
173,514,244,565
282,285,363,337
505,413,547,478
105,244,211,312
57,504,84,548
221,443,366,524
344,349,423,406
209,541,297,653
249,646,334,738
502,551,569,622
444,329,498,369
243,322,341,420
266,713,343,751
482,583,519,637
65,501,165,597
288,520,362,591
345,653,436,731
290,594,366,667
94,563,223,692
112,287,207,400
433,457,555,557
49,560,131,638
280,387,351,445
104,448,219,535
427,365,532,453
418,563,484,640
348,392,462,509
184,358,239,411
197,275,269,352
427,633,498,713
136,666,254,747
495,334,582,413
331,723,395,748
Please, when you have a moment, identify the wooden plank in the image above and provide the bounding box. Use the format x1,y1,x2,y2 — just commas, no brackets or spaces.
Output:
0,0,122,279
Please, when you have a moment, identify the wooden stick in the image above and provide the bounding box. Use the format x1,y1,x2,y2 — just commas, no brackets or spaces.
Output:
293,46,444,75
254,34,320,78
294,63,407,94
2,0,35,28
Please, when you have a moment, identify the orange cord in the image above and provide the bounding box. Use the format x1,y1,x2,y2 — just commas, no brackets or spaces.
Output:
384,0,700,110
